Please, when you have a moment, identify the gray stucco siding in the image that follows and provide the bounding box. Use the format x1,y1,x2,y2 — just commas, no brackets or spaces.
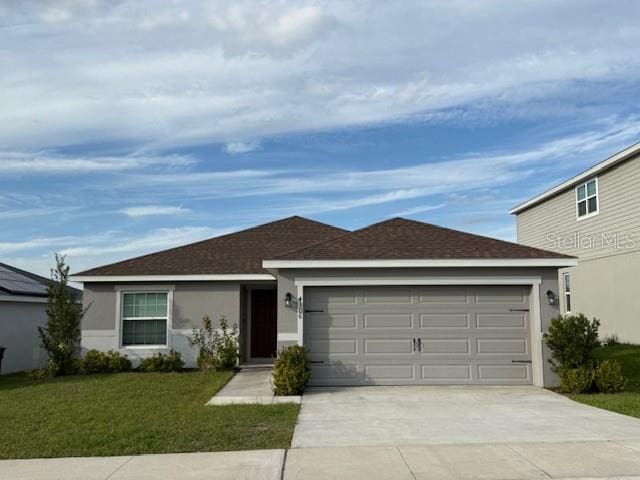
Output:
559,249,640,343
275,267,561,387
81,282,242,367
82,282,241,331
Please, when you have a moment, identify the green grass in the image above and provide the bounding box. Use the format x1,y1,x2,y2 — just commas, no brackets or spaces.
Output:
570,343,640,418
0,371,299,459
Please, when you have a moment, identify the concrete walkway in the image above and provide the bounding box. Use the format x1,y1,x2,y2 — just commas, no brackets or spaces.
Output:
4,441,640,479
206,367,300,405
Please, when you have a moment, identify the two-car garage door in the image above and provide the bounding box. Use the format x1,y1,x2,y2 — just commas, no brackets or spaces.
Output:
304,285,532,386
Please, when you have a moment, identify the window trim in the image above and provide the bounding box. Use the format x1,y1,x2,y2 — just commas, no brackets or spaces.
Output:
563,272,571,314
115,285,174,349
575,177,599,221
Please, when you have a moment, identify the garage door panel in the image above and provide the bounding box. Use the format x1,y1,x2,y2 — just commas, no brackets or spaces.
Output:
363,313,413,329
421,338,470,354
304,285,532,386
421,364,472,381
363,287,412,304
306,313,357,329
478,364,531,381
476,338,528,354
476,313,527,329
305,288,357,309
364,338,414,354
475,286,527,304
420,313,469,329
364,364,415,381
308,339,358,355
418,286,469,303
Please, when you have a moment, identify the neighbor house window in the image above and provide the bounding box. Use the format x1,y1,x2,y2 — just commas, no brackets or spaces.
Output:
121,292,168,346
563,273,571,312
576,178,598,218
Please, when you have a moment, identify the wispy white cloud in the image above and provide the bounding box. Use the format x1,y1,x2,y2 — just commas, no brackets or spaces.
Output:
223,141,261,155
0,151,195,174
126,118,640,202
394,204,447,217
120,205,190,218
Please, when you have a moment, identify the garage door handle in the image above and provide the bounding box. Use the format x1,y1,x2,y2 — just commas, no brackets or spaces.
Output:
511,360,532,363
304,309,324,313
509,308,529,312
412,337,417,352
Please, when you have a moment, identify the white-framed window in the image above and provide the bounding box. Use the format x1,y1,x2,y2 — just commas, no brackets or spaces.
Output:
121,291,169,346
576,177,598,219
563,272,571,313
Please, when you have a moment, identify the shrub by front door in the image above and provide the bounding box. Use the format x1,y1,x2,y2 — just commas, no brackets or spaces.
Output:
250,289,277,358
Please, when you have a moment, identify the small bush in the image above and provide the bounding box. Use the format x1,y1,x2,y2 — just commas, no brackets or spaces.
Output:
558,367,594,394
105,350,132,372
544,313,600,372
272,345,311,396
28,368,50,381
82,350,108,373
138,350,184,373
189,315,239,371
81,350,132,374
602,334,620,347
594,360,627,393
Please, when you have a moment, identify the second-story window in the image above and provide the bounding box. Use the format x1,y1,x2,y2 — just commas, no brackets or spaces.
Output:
576,178,598,219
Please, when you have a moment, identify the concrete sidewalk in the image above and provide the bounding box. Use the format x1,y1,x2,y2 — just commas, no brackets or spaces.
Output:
0,450,285,480
4,441,640,479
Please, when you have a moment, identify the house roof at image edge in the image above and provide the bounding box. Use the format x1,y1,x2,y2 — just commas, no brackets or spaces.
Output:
73,216,574,278
0,262,81,298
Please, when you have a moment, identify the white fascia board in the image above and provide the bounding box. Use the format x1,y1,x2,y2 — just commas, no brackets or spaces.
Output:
510,142,640,214
0,294,48,303
70,274,276,283
262,258,577,269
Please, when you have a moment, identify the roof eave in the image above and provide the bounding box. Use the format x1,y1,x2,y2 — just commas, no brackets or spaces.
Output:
510,142,640,215
69,273,276,283
262,258,578,269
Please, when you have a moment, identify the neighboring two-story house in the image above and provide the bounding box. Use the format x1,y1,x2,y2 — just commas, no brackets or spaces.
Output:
511,142,640,343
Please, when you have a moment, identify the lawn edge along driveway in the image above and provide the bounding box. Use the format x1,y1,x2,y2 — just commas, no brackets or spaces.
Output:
569,344,640,419
0,371,300,459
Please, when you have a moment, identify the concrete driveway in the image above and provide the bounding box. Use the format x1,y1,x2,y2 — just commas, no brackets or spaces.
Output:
292,386,640,447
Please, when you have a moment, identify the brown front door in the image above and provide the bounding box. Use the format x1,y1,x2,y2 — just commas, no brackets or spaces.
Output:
250,289,277,358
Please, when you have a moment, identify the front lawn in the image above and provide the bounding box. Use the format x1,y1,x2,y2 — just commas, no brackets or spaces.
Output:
0,371,299,459
570,343,640,418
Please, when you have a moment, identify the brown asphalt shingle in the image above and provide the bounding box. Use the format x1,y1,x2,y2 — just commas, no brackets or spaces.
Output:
74,216,347,276
75,216,572,277
271,217,573,260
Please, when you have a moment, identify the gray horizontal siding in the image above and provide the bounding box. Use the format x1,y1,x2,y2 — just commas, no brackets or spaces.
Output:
517,154,640,260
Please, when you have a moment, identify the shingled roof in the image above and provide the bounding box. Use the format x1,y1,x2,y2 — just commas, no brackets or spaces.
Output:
74,216,347,276
75,216,573,278
270,218,573,260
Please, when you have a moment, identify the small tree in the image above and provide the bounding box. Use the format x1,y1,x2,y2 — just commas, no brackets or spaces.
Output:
38,254,85,376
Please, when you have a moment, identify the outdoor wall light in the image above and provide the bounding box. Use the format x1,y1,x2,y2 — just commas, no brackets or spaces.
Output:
284,292,293,308
546,290,558,306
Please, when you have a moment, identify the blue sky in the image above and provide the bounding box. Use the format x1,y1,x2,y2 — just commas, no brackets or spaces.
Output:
2,0,640,277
